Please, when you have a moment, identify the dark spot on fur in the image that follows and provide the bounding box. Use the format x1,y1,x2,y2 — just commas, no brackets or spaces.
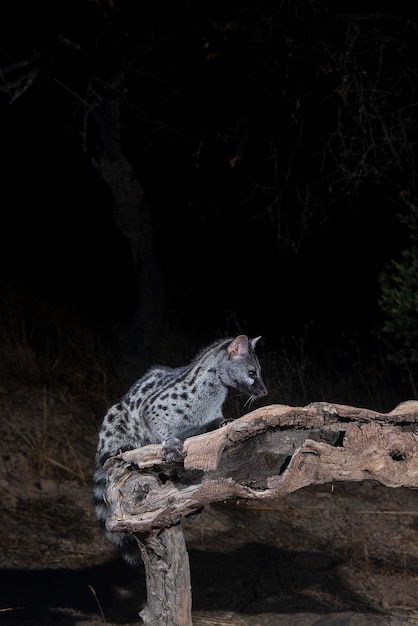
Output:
99,452,112,466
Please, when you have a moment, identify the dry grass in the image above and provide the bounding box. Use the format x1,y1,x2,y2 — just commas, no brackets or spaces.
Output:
0,287,122,480
0,285,410,509
0,285,118,401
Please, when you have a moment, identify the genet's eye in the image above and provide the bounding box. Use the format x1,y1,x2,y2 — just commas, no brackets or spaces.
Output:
248,369,257,379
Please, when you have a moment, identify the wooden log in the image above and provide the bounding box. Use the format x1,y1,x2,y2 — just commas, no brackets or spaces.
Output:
104,401,418,534
136,525,192,626
102,400,418,624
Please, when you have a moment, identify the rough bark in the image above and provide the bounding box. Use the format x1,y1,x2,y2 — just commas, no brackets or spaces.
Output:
104,400,418,533
103,400,418,624
136,525,192,626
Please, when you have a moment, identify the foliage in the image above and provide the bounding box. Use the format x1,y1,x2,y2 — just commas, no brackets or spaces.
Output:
378,196,418,396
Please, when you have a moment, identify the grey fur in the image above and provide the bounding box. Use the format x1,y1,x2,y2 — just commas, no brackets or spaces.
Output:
94,334,268,565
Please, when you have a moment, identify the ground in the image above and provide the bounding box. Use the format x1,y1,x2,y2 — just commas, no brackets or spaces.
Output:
1,383,418,625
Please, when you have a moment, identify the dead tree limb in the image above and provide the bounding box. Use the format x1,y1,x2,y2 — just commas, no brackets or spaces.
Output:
135,524,191,626
103,400,418,625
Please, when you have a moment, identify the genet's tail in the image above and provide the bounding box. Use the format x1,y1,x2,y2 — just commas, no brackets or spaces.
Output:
93,465,141,567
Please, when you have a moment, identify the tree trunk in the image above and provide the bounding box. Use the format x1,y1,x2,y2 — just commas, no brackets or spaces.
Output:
136,526,192,626
91,70,166,359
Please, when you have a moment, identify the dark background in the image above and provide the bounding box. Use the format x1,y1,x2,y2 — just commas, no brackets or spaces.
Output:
0,0,416,404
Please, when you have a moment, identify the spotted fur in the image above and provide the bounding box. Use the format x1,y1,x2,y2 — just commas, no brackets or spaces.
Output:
94,334,268,565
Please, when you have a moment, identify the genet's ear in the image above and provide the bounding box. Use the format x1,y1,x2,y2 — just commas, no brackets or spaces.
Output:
227,335,249,359
250,336,262,351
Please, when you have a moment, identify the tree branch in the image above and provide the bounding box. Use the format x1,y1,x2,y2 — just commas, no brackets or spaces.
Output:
104,400,418,535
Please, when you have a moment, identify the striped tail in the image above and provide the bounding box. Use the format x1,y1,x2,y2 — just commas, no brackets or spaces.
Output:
93,464,141,566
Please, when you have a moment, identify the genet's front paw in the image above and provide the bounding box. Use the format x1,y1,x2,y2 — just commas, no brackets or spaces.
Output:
162,440,185,462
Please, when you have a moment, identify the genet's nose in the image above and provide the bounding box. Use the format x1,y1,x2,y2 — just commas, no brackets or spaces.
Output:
257,383,268,397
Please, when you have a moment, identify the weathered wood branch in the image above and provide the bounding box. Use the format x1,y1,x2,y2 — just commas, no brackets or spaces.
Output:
103,400,418,625
104,400,418,535
135,525,191,626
